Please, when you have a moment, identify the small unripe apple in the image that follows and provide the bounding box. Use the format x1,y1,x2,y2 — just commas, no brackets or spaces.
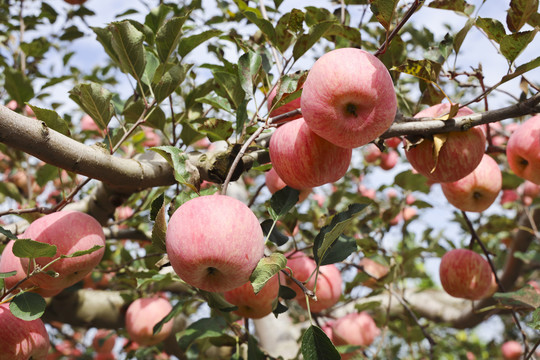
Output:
267,85,302,121
269,118,352,189
265,167,311,202
224,274,279,319
507,115,540,184
501,340,523,360
439,249,492,300
0,303,50,359
19,211,106,291
166,194,264,292
301,48,397,148
331,312,380,349
125,296,173,346
405,104,486,183
440,154,502,212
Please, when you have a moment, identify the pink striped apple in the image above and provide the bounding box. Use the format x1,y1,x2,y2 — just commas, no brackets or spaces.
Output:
331,312,380,359
269,118,352,189
224,274,279,319
166,194,264,292
265,167,311,201
301,48,396,148
507,115,540,184
267,85,302,121
125,296,173,346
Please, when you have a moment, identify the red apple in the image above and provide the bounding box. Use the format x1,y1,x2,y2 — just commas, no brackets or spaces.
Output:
0,303,50,359
141,126,161,147
439,249,492,300
440,154,502,212
385,136,402,148
358,257,389,288
331,312,380,352
80,114,101,132
301,48,396,148
364,144,382,163
125,296,173,346
64,0,87,4
166,194,264,292
501,340,523,360
92,329,117,354
380,150,399,170
500,189,519,205
405,103,486,183
267,85,302,120
224,274,279,319
0,240,62,297
6,100,35,117
265,167,311,202
269,118,352,189
19,211,106,291
507,115,540,184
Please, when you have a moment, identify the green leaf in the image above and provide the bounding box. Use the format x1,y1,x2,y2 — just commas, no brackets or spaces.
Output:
392,59,443,83
269,186,299,220
156,16,188,62
318,235,357,266
453,17,474,55
493,284,540,310
60,245,103,259
370,0,398,30
500,56,540,84
394,170,431,193
151,201,167,252
153,300,183,335
279,285,297,300
109,21,146,80
69,82,115,131
199,290,238,312
275,10,305,52
242,8,278,46
313,203,367,265
27,105,70,136
428,0,474,15
10,292,46,321
236,98,248,135
272,300,288,316
213,71,245,109
238,51,262,96
178,317,228,351
12,239,57,258
141,50,160,87
152,63,190,103
293,20,335,61
150,146,198,191
4,68,34,105
178,29,222,58
92,26,120,64
150,193,165,221
476,17,506,44
144,4,172,33
507,0,539,32
301,325,341,360
502,171,525,190
248,335,266,360
60,25,85,41
249,253,287,294
528,308,540,331
196,94,233,114
0,226,17,241
261,219,289,246
198,118,234,142
500,29,538,64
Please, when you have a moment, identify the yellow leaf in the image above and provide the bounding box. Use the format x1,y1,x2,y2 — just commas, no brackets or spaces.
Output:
431,133,448,173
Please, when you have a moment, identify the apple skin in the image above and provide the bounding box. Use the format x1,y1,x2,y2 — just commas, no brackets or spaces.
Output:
405,104,486,183
223,274,279,319
284,252,342,313
125,296,174,346
507,115,540,184
0,303,50,360
265,167,311,202
331,312,380,359
358,257,389,288
166,194,264,292
440,154,502,212
380,150,399,170
301,48,397,148
19,211,106,291
501,340,523,360
439,249,493,300
64,0,87,4
269,118,352,189
92,329,117,354
267,86,302,121
0,240,62,297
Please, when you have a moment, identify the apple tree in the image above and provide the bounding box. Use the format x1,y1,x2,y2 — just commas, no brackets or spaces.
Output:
0,0,540,359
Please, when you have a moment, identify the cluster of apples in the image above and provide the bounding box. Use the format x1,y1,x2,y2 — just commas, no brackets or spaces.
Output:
0,210,106,358
269,47,397,191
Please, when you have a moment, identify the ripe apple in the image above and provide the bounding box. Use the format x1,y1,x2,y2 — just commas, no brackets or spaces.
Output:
440,154,502,212
125,296,174,346
80,114,101,132
265,167,311,202
141,126,161,147
0,303,50,360
507,115,540,184
0,240,62,297
385,136,402,148
285,252,342,313
405,103,486,183
380,150,399,170
6,100,35,117
364,144,382,163
92,329,117,354
267,85,302,120
439,249,493,300
166,194,264,292
301,48,396,148
269,118,352,189
64,0,87,4
331,312,380,357
19,210,106,291
501,340,523,360
358,257,389,288
223,274,279,319
500,189,519,205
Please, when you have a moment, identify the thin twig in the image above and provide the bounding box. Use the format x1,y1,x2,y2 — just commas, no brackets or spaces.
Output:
280,269,315,299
